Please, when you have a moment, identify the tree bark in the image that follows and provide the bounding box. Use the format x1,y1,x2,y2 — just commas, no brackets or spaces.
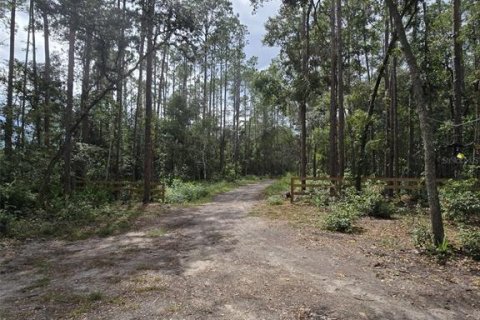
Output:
453,0,463,147
31,1,41,145
21,0,32,148
203,29,209,120
220,58,228,173
143,0,154,203
157,45,167,118
337,0,345,177
64,24,76,195
114,0,127,180
299,2,309,185
43,6,51,147
80,32,93,143
329,0,338,178
233,44,242,178
133,14,146,180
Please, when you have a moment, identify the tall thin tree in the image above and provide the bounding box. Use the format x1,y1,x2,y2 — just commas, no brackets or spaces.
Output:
4,0,16,159
64,14,77,195
452,0,464,149
143,0,155,203
386,0,444,245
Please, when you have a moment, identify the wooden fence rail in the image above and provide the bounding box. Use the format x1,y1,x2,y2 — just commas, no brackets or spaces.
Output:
290,176,447,203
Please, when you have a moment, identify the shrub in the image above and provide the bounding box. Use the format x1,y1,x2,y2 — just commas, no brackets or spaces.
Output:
242,175,260,182
409,186,429,207
0,210,14,236
267,195,283,205
460,229,480,260
312,188,331,207
341,182,394,219
324,205,356,233
0,180,37,216
440,179,480,223
165,179,209,203
411,225,453,263
74,186,113,206
165,178,252,204
412,224,433,250
371,201,395,219
432,238,453,264
51,199,96,223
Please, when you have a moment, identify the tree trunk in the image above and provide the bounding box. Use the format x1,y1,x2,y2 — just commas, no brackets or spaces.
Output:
220,58,228,173
408,87,415,176
133,19,146,180
386,0,444,245
143,0,154,203
114,0,127,180
21,0,32,148
30,0,40,145
209,53,214,117
453,0,463,166
387,52,399,195
363,33,371,84
408,8,418,177
157,45,167,118
234,49,241,177
329,0,338,178
203,30,209,119
392,56,399,179
163,49,169,119
64,24,76,195
5,0,16,159
299,2,309,185
337,0,345,177
43,7,51,147
384,13,391,180
80,32,93,143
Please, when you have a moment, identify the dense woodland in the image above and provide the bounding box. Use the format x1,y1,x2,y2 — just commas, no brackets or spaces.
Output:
1,0,480,245
0,0,298,200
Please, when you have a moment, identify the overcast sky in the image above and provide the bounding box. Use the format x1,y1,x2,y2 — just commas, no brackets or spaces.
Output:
232,0,280,68
0,0,280,70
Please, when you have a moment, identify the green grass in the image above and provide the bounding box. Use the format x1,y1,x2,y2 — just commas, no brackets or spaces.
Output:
146,227,167,237
267,195,284,205
165,177,261,204
4,205,142,241
40,290,105,318
69,291,104,317
23,276,51,291
86,291,104,302
264,174,291,197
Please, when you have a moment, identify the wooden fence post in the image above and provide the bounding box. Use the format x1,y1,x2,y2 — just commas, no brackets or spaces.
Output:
290,177,295,203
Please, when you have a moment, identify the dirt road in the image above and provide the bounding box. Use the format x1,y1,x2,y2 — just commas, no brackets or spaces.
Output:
1,181,479,319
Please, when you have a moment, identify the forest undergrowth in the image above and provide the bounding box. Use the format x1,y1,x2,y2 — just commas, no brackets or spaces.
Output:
258,176,480,265
0,176,261,241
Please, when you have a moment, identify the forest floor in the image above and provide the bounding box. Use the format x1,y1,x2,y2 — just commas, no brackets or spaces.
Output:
1,181,480,320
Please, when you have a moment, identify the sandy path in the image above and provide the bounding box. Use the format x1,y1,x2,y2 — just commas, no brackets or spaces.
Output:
1,181,479,319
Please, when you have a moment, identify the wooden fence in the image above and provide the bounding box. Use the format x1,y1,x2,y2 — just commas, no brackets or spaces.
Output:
78,180,165,203
290,176,447,203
